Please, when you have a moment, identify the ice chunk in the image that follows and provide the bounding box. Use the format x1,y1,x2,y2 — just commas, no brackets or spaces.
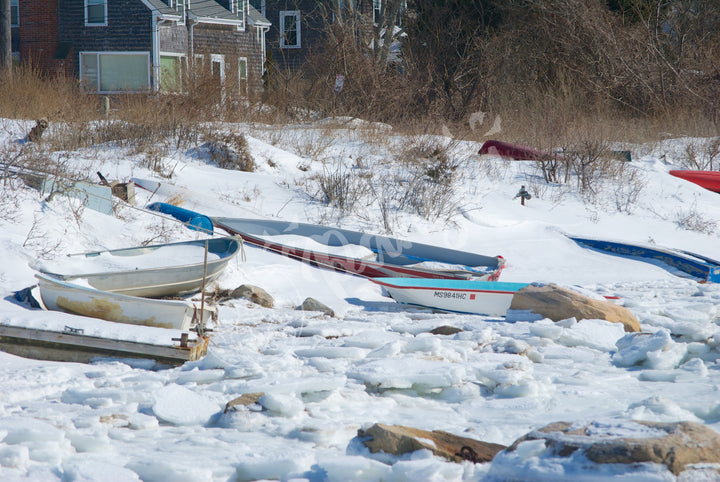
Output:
175,368,226,385
612,329,687,369
128,460,213,482
152,385,221,426
0,445,29,469
259,393,305,417
348,358,465,391
315,454,393,481
556,318,627,352
62,459,142,482
235,451,316,481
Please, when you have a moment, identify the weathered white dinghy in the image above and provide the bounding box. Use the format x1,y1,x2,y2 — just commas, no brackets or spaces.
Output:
35,273,213,331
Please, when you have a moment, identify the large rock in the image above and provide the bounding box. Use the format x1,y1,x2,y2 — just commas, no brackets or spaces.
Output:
230,284,274,308
224,392,264,413
358,423,506,463
298,297,335,317
509,283,640,332
506,420,720,476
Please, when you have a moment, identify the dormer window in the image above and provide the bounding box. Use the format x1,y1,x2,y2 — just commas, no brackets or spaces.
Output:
166,0,184,12
249,0,265,17
230,0,240,15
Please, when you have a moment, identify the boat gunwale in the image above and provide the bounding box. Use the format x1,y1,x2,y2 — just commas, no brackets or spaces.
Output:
370,278,526,294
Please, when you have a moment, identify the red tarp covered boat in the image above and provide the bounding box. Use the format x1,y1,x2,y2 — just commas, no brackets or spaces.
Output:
669,170,720,193
478,140,560,161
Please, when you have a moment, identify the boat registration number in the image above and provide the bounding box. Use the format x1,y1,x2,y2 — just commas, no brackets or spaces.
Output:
434,291,468,300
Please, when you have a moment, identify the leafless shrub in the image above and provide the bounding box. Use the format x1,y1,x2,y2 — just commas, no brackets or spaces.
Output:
138,145,175,178
674,205,717,235
397,137,461,184
141,219,185,246
396,168,459,223
0,184,21,222
290,128,337,161
199,131,256,172
612,168,645,214
680,139,720,171
22,214,64,260
305,162,369,214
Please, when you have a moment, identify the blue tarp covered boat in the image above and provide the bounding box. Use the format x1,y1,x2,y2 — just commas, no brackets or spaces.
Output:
569,236,720,283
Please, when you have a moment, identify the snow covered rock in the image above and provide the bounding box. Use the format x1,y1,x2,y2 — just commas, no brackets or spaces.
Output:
358,423,506,463
496,420,720,477
509,283,641,332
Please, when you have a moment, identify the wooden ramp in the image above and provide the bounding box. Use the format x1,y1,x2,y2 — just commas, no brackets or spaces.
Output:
0,324,209,366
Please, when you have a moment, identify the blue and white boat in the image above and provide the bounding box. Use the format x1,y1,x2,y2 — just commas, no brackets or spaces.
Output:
370,278,530,316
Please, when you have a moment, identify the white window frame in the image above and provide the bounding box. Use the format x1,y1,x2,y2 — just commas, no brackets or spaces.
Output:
373,0,382,23
193,53,205,71
238,57,248,96
279,10,301,49
249,0,265,17
159,53,187,93
210,54,226,84
85,0,107,27
10,0,18,27
79,51,151,93
168,0,185,23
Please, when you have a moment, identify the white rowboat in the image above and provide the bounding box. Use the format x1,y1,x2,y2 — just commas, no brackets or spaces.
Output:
371,278,530,316
35,273,213,331
34,237,241,298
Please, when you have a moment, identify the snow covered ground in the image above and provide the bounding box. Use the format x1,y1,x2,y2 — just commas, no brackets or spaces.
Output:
1,117,719,481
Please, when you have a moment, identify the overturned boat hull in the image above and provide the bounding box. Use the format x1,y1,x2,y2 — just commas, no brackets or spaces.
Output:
210,216,504,280
569,236,720,283
669,170,720,193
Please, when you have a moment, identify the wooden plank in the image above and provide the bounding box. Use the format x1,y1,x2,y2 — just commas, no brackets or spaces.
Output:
0,325,209,366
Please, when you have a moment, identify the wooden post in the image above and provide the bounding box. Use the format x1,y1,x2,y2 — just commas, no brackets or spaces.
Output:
0,0,11,79
198,240,209,337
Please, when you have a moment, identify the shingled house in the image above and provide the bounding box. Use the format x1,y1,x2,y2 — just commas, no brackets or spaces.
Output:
12,0,270,97
251,1,403,71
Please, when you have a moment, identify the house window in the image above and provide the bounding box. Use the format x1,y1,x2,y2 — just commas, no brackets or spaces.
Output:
373,0,405,26
160,55,186,92
238,57,248,96
249,0,265,17
80,52,150,93
211,54,225,83
280,11,300,49
10,0,18,27
373,0,381,23
85,0,107,26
